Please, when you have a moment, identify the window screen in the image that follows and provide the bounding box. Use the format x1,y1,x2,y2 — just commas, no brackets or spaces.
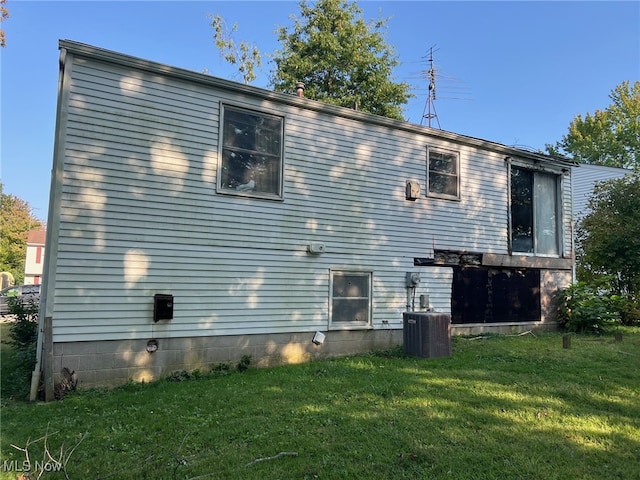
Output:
330,271,372,326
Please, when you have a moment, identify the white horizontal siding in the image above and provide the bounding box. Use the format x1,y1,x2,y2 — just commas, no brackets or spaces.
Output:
563,170,573,258
572,164,629,220
49,51,561,342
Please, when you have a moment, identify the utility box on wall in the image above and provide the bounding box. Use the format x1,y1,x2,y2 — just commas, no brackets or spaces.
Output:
153,294,174,322
403,312,451,358
405,180,421,201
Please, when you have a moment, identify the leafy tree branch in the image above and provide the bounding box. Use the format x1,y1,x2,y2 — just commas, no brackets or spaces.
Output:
209,14,262,85
547,81,640,168
0,0,8,47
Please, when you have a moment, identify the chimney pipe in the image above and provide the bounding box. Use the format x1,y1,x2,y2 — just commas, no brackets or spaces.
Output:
295,82,305,98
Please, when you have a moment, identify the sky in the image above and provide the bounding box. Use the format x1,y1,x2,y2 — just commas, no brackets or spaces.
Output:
1,0,639,222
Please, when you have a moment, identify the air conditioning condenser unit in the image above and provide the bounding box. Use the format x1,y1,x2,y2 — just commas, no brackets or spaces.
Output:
403,312,451,358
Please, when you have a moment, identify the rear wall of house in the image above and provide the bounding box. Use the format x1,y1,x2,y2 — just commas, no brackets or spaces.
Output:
47,49,571,386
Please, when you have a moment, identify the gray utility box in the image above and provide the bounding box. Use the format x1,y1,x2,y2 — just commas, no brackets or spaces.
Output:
403,312,451,358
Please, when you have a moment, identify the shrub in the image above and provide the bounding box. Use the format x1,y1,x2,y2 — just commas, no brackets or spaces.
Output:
556,281,620,333
619,294,640,326
4,297,39,399
7,297,39,347
165,358,249,383
236,354,252,372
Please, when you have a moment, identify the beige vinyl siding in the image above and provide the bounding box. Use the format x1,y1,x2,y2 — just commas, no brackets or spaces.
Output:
49,47,568,342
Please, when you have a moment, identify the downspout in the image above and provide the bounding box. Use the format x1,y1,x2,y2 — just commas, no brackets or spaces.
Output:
30,46,69,401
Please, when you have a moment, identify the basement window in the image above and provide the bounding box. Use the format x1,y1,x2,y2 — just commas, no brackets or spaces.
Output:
218,105,284,199
426,146,460,200
510,166,561,256
330,270,372,328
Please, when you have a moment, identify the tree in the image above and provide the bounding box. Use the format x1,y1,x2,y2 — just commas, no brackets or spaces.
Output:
547,81,640,168
1,0,9,48
270,0,412,120
576,172,640,323
0,185,44,284
209,14,262,85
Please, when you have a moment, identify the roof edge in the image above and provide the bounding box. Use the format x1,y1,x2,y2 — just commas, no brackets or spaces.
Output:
58,39,576,167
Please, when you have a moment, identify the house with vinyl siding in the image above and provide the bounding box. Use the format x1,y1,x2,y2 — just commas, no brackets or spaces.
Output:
37,40,576,396
571,163,630,221
24,230,46,285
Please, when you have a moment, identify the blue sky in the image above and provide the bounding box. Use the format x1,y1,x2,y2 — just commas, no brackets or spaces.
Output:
1,1,639,221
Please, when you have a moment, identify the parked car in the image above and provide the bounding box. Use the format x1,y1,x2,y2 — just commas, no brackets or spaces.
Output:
0,284,41,316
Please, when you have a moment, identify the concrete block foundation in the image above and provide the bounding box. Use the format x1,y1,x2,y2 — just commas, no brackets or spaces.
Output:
52,329,403,388
51,322,557,389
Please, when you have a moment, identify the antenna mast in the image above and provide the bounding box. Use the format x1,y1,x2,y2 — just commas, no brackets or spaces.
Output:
421,46,441,129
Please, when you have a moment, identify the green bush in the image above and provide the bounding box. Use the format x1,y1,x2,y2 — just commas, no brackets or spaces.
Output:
619,294,640,326
4,296,39,399
6,296,39,347
556,280,620,333
236,354,252,372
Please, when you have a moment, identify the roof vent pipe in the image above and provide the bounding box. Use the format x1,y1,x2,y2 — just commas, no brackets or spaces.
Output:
295,82,305,98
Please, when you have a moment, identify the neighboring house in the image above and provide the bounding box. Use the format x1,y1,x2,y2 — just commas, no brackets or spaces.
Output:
24,230,46,285
572,164,630,221
37,40,576,393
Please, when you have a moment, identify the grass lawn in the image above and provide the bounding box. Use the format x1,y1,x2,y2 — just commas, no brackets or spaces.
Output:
1,328,639,479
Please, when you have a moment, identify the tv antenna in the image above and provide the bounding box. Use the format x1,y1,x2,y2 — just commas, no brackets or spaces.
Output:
421,46,440,129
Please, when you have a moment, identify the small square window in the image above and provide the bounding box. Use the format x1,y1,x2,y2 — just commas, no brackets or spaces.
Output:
330,271,372,328
427,147,460,199
218,105,284,199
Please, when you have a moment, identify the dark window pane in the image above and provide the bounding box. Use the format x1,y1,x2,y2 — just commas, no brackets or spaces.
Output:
511,167,534,253
223,110,257,150
429,151,457,175
429,172,458,197
428,150,458,197
221,107,283,197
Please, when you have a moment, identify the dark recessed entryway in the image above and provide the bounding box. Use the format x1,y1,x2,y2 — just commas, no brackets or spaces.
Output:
451,266,541,324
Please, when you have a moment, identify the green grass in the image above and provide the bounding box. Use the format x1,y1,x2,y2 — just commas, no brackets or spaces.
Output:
1,329,639,479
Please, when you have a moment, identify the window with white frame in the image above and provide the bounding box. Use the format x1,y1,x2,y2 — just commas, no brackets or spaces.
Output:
510,165,561,256
427,147,459,199
330,271,372,327
218,105,284,199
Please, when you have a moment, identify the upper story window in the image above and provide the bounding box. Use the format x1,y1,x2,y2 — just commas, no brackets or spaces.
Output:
510,165,561,256
427,146,460,200
218,105,284,199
